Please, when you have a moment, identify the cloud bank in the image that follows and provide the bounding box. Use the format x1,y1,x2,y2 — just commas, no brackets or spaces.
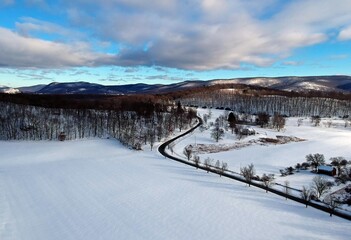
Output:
1,0,351,70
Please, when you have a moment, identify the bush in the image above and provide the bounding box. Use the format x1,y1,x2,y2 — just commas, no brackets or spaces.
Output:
301,162,311,170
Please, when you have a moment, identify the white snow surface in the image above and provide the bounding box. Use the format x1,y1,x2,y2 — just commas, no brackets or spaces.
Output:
0,137,350,239
175,109,351,178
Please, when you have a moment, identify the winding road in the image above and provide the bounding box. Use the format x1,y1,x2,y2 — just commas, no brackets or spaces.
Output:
158,116,351,221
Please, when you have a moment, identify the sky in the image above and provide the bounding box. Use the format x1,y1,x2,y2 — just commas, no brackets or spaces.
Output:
1,0,351,88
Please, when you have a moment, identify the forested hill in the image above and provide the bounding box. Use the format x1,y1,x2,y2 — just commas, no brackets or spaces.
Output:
2,75,351,95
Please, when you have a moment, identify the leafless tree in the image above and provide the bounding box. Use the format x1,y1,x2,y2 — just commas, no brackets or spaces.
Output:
215,160,220,170
330,156,347,175
256,112,270,128
306,153,325,171
207,108,212,119
300,186,312,207
193,155,200,168
338,167,351,184
297,118,303,127
227,112,237,134
311,176,329,199
147,128,156,151
240,163,255,187
283,180,290,199
325,196,340,217
311,116,321,126
202,114,208,124
204,157,213,172
271,113,286,131
211,118,225,142
261,174,274,193
220,162,228,176
325,120,333,128
183,147,193,161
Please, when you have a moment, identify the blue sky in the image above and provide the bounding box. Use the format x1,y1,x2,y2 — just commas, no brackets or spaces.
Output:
1,0,351,87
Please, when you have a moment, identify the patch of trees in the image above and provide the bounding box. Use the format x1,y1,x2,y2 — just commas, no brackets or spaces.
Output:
164,82,351,102
180,90,351,117
0,93,170,114
0,101,197,149
202,157,228,175
306,153,325,171
281,154,351,186
299,176,331,203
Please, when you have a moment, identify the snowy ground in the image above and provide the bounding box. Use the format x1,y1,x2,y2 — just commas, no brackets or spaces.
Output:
173,109,351,186
0,138,350,240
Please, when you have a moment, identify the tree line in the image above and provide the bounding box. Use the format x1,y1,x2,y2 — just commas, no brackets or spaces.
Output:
183,94,351,117
0,99,197,149
175,85,351,117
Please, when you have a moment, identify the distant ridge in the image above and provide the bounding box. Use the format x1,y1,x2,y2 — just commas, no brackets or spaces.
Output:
3,75,351,95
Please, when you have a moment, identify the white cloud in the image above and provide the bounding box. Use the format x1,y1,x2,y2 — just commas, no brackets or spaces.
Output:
15,17,85,41
2,0,351,70
69,0,351,70
0,27,113,68
339,26,351,41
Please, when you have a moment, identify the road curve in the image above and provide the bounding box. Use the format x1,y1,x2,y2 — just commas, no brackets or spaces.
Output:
158,116,203,166
158,116,351,221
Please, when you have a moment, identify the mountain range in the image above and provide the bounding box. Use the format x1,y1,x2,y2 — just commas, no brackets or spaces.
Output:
1,75,351,95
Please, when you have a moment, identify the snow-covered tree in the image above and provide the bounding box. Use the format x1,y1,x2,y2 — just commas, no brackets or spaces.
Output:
306,153,325,171
183,147,193,161
261,174,274,193
311,176,329,199
300,186,312,207
211,118,224,142
240,163,255,187
271,113,285,131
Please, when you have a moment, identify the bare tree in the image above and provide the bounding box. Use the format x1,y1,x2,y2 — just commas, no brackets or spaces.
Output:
204,157,213,172
311,116,321,126
338,167,351,184
214,160,221,174
202,114,208,124
300,186,312,207
183,146,193,161
306,153,325,171
256,112,270,127
148,129,156,151
211,118,225,142
227,112,237,134
283,180,290,200
271,113,286,131
311,176,329,199
330,156,347,173
193,155,200,168
207,108,212,119
240,163,255,187
297,118,303,127
325,196,340,217
261,174,274,193
220,161,228,176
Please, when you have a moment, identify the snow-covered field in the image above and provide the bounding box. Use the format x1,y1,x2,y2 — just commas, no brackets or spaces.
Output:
173,109,351,189
1,137,350,240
